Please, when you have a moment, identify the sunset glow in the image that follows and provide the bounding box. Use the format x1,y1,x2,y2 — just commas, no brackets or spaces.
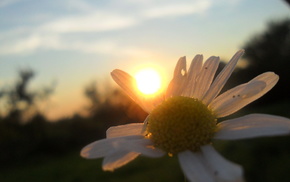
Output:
135,68,162,95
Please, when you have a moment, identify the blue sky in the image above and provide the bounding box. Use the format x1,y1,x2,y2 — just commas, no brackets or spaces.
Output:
0,0,289,120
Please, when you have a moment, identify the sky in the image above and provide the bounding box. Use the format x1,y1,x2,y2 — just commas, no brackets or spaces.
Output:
0,0,289,120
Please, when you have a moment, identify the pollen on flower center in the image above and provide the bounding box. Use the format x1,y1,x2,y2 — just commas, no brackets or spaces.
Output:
146,96,217,155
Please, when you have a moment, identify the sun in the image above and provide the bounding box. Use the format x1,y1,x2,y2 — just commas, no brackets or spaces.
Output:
135,68,162,95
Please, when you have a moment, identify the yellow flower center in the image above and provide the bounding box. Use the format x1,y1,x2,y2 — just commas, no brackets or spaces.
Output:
146,96,217,155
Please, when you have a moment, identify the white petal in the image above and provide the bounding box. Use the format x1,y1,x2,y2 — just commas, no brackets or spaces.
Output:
201,145,244,182
119,138,165,158
202,50,244,105
182,54,203,97
80,135,143,159
106,123,144,138
214,114,290,140
166,56,187,97
210,72,279,117
102,151,140,171
111,69,153,113
245,72,279,100
210,80,266,117
173,56,187,77
178,150,215,182
191,56,220,100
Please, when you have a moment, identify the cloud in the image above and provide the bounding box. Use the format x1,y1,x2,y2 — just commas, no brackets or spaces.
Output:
0,0,22,8
0,0,214,56
39,12,137,33
0,31,150,57
63,0,96,12
37,0,212,34
142,1,211,18
0,33,59,55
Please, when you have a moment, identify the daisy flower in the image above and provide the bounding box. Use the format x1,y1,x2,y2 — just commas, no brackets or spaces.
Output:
81,50,290,182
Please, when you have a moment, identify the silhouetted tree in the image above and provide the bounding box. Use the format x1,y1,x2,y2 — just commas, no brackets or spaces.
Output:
83,81,147,124
239,19,290,104
284,0,290,6
84,81,102,115
0,69,55,122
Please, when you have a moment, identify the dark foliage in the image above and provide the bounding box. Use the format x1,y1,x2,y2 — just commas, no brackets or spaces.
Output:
239,19,290,105
0,72,146,167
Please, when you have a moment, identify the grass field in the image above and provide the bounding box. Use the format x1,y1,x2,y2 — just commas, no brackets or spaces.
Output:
0,151,185,182
2,137,290,182
1,101,290,182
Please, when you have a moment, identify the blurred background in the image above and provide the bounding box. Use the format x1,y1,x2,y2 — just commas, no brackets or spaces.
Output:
0,0,290,181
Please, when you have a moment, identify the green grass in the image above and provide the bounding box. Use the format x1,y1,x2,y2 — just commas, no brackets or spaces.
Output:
1,101,290,182
2,137,290,182
0,151,184,182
